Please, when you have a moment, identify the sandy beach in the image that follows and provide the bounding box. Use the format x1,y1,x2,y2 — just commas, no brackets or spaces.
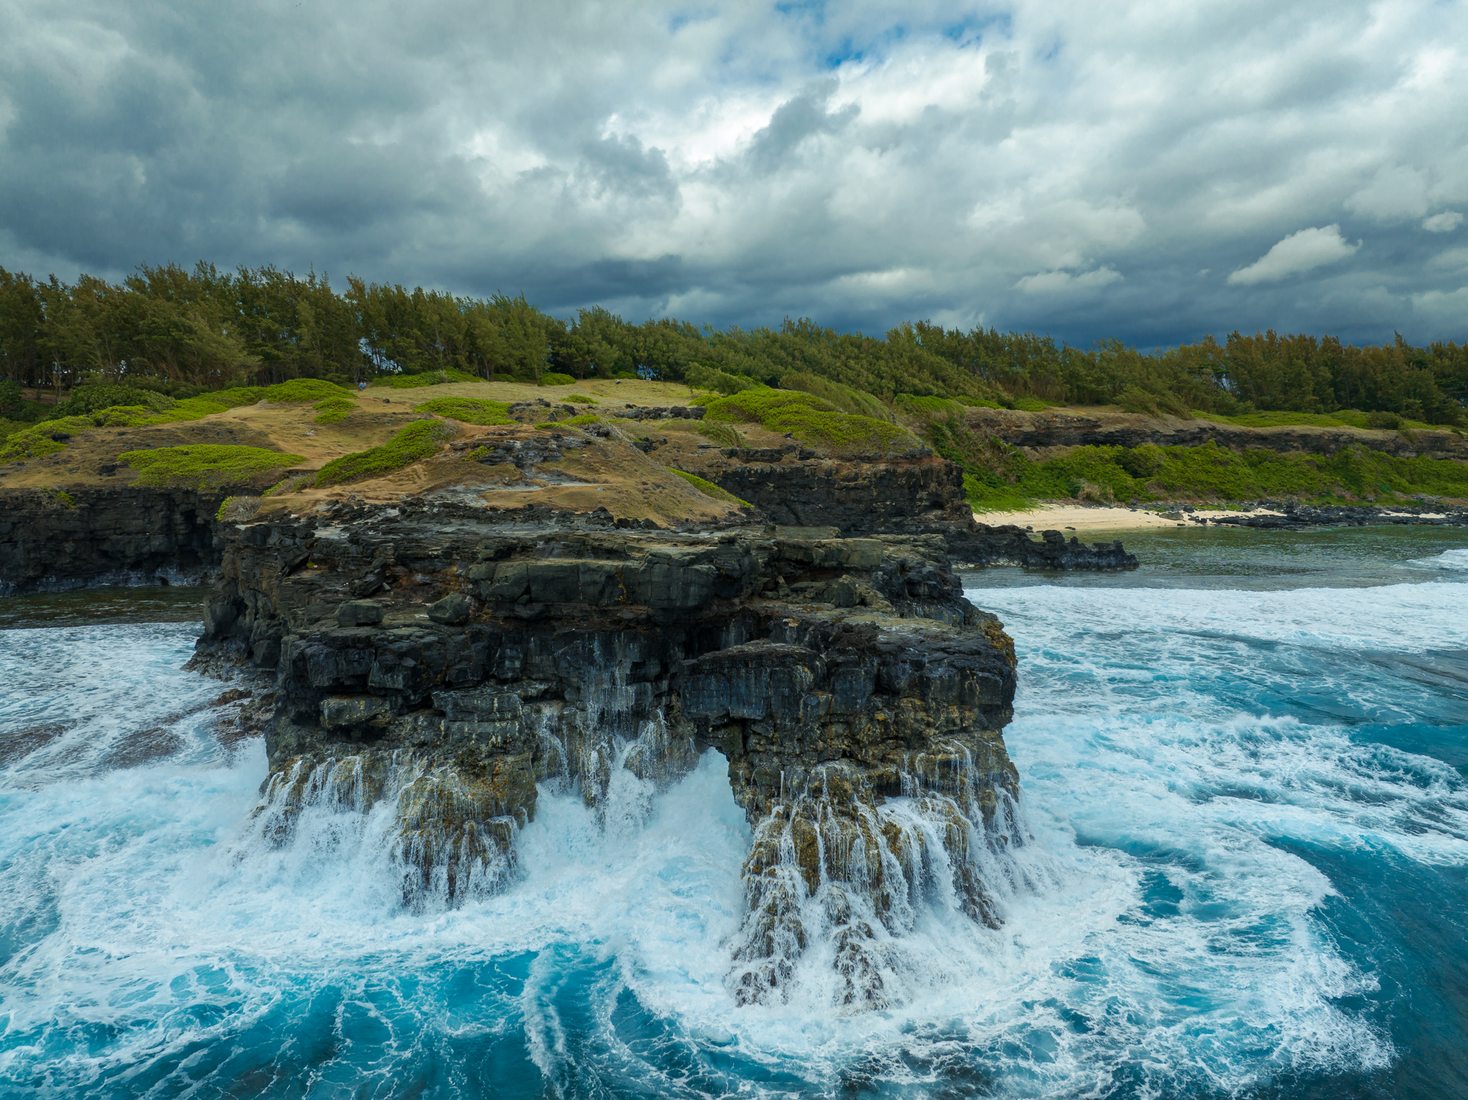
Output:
972,504,1286,533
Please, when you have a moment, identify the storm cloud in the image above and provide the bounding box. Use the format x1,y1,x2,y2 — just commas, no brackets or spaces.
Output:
1,0,1465,346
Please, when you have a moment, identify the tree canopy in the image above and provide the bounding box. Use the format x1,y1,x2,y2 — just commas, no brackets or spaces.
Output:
1,262,1462,425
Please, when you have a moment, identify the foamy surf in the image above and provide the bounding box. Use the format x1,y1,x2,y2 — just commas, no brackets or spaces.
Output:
2,548,1466,1097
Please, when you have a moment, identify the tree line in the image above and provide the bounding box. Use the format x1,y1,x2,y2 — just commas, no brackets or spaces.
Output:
1,262,1464,424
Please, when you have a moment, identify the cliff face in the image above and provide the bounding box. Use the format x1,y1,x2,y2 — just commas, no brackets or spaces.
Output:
675,445,1137,570
965,407,1468,459
0,487,225,595
198,503,1023,1006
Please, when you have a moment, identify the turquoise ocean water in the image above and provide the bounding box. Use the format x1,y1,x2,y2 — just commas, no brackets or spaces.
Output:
1,528,1465,1098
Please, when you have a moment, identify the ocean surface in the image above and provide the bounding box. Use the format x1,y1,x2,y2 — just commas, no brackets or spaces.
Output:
1,528,1466,1098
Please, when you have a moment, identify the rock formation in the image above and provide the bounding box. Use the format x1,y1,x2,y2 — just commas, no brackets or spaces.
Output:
0,486,225,595
197,501,1023,1006
674,444,1137,569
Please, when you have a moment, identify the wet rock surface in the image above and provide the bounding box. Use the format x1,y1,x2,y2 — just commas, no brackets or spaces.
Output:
1199,501,1468,529
197,501,1023,1005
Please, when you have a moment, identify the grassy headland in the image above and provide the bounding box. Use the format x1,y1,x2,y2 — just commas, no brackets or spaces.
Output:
1,261,1464,516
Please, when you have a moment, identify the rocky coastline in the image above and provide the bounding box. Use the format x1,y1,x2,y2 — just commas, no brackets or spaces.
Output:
0,486,227,596
194,499,1025,1006
674,444,1138,570
1190,501,1468,529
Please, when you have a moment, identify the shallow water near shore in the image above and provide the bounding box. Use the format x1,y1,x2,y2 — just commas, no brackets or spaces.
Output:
1,527,1466,1098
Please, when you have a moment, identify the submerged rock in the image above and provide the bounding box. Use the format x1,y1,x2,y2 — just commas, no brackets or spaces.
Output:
198,501,1023,1007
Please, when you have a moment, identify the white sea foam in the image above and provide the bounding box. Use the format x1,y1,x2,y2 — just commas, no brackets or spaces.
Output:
1410,547,1468,573
4,571,1467,1095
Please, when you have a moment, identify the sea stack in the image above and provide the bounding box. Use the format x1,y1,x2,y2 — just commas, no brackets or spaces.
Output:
196,500,1023,1007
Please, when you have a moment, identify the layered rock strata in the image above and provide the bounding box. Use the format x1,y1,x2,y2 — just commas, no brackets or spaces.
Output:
0,487,225,595
964,406,1468,459
679,446,1137,569
198,502,1023,1006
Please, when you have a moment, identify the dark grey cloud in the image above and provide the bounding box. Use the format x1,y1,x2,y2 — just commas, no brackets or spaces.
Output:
1,0,1466,346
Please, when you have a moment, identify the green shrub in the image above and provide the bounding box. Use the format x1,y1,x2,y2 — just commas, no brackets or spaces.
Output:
1008,396,1053,412
0,419,82,461
119,445,304,488
89,405,159,427
0,380,23,418
694,420,741,448
260,378,350,403
671,468,752,507
964,440,1468,509
561,413,601,427
1115,385,1162,416
564,393,598,404
414,397,513,425
685,364,759,395
540,372,576,386
779,371,894,421
160,387,265,420
701,387,923,457
895,394,971,419
313,396,357,424
52,383,176,418
373,368,480,389
314,419,456,486
1196,408,1436,432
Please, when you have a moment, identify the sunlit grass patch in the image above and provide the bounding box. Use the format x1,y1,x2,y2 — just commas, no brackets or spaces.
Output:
119,444,304,488
701,387,923,457
314,419,457,486
414,397,513,425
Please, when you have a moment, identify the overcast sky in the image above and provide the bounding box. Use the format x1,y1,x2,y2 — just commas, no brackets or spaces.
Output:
2,0,1466,346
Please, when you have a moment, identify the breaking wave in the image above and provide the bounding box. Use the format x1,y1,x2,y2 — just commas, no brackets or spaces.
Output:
2,562,1466,1097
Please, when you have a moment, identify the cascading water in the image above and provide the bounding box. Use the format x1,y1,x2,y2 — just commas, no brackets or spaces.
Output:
730,754,1034,1009
3,533,1467,1097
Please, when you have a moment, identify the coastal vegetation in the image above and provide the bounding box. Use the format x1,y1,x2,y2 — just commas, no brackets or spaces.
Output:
700,387,922,456
670,468,753,508
1,263,1462,426
413,397,513,425
1,261,1464,512
314,419,457,487
119,444,304,488
966,442,1468,511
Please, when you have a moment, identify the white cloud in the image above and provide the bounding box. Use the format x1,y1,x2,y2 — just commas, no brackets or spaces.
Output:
1015,266,1123,294
3,0,1468,343
1227,225,1361,286
1345,166,1429,222
1411,285,1468,325
1426,246,1468,272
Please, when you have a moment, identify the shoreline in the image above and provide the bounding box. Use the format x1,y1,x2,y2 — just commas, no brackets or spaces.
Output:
972,504,1267,533
973,502,1468,534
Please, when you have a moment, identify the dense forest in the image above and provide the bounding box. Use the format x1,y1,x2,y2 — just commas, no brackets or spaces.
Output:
1,262,1465,426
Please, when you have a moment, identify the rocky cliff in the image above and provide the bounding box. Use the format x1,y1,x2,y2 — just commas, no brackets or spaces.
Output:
674,444,1136,570
0,486,225,595
965,406,1468,459
197,502,1024,1007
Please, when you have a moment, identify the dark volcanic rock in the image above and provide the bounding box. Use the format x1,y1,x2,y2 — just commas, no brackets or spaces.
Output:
0,487,226,595
678,449,1136,570
1209,502,1468,529
964,407,1468,459
198,502,1024,1007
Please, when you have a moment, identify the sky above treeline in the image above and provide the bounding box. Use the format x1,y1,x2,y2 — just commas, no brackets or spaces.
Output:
2,0,1466,348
